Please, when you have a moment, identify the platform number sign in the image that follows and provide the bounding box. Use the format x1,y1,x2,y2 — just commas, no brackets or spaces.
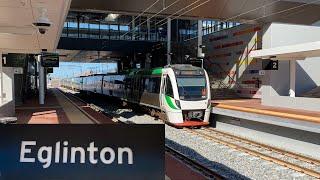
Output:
262,59,278,70
272,60,278,70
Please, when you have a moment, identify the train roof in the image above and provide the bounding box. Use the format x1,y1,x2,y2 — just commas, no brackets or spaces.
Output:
126,64,203,76
167,64,203,71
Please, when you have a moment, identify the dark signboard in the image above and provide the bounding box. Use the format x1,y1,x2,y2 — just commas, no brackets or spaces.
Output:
2,54,27,67
0,124,164,180
46,67,53,73
41,52,59,67
262,59,278,70
187,58,203,68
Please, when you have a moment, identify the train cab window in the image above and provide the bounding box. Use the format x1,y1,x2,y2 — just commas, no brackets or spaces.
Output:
165,77,174,98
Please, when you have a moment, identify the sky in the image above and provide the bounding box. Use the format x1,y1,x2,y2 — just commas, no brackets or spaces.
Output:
50,62,117,78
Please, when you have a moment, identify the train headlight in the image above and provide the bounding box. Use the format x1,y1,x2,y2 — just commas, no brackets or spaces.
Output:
175,100,181,109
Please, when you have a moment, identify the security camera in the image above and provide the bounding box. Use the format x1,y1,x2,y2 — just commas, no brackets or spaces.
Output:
33,8,51,35
33,22,50,34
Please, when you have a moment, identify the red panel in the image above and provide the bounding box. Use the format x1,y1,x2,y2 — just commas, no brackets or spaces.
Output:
172,121,210,127
233,27,261,36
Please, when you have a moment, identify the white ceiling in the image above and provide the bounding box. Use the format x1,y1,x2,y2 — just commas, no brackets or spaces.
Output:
0,0,71,53
250,41,320,60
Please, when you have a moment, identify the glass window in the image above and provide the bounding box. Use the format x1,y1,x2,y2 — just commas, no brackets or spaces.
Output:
90,24,99,29
120,25,129,31
152,77,161,93
68,22,77,28
165,77,174,98
79,23,89,29
110,25,118,30
100,24,109,30
177,76,207,100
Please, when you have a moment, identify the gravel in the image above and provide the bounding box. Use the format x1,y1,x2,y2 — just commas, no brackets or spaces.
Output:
69,89,317,180
166,126,316,180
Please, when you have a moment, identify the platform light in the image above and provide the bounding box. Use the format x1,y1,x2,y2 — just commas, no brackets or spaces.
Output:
105,14,119,21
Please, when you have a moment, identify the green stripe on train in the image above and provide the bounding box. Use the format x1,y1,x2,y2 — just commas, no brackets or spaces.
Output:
151,68,163,75
127,67,163,76
165,95,178,110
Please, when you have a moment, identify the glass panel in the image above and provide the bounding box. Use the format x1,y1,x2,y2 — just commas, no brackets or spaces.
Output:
177,76,207,100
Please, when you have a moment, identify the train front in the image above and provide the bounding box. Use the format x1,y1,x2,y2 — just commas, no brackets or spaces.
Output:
166,66,211,127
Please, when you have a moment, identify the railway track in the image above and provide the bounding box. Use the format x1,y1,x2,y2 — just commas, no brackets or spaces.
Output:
165,145,225,180
59,88,227,179
60,88,320,179
58,88,117,122
184,127,320,179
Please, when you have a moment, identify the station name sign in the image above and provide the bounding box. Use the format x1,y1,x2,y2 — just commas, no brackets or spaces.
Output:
0,125,164,179
41,52,59,67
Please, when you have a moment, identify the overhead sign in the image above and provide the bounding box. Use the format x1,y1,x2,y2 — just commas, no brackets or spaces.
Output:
0,125,164,179
262,59,278,70
41,52,59,67
188,58,203,68
46,67,53,73
2,54,27,67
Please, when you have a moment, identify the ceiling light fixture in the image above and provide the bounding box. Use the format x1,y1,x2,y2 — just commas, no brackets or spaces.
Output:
105,14,119,21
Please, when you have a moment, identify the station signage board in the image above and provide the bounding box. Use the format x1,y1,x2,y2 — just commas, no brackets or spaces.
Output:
46,67,53,73
262,59,279,70
2,53,27,67
41,52,59,67
0,124,165,179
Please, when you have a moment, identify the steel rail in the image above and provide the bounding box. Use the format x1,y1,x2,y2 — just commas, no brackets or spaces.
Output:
184,128,320,179
57,88,101,124
203,128,320,166
165,145,225,180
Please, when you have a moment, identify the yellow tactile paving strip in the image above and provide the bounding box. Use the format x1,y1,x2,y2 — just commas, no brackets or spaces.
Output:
212,99,320,124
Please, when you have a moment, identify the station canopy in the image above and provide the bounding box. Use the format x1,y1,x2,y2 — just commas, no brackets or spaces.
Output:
0,0,71,54
71,0,320,25
250,41,320,60
57,50,122,62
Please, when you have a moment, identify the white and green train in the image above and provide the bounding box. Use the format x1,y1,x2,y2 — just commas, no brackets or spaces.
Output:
62,64,211,127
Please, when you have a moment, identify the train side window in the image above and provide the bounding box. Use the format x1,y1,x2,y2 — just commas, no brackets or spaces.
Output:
165,77,174,98
154,77,160,94
144,78,149,92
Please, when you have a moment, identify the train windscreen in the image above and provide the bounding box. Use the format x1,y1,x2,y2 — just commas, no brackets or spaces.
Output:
176,76,207,100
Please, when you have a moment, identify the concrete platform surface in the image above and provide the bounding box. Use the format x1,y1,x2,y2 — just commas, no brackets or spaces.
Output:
212,99,320,133
16,88,114,124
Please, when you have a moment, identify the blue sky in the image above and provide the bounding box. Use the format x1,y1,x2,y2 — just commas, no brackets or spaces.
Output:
51,62,117,78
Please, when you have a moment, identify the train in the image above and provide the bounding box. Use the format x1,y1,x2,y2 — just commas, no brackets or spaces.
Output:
61,64,211,127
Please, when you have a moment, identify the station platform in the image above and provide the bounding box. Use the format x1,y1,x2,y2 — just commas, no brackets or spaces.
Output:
16,88,114,124
211,99,320,134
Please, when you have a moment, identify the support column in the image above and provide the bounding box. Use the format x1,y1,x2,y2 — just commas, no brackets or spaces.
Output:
132,16,135,40
197,20,203,58
289,60,296,97
0,52,3,105
38,55,45,104
167,17,171,65
147,17,151,40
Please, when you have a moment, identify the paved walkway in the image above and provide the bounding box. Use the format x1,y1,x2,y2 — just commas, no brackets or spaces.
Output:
16,88,93,124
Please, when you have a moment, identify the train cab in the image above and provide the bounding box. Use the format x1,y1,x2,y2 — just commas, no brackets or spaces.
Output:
160,65,211,127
